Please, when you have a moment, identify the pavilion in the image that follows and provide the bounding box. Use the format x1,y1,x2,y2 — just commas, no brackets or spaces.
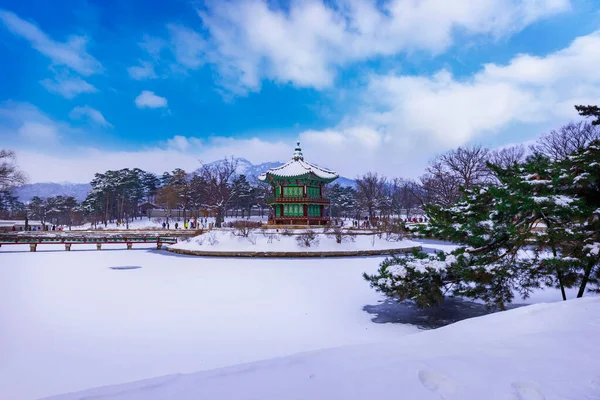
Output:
259,142,338,225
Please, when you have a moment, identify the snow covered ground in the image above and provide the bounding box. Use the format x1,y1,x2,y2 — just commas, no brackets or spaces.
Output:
1,242,592,399
1,244,416,399
48,296,600,400
171,229,421,253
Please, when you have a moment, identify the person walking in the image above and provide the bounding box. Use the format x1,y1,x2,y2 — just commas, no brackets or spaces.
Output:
162,222,166,229
175,222,179,229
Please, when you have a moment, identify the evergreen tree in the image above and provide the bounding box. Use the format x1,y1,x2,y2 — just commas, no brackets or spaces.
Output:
141,172,160,204
576,105,600,125
231,174,253,218
365,140,600,309
28,196,47,224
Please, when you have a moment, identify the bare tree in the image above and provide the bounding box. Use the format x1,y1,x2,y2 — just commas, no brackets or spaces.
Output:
418,145,492,207
489,145,526,169
419,159,463,207
439,144,491,188
355,172,386,219
0,149,27,193
389,178,420,219
530,121,600,161
156,185,180,225
197,157,239,227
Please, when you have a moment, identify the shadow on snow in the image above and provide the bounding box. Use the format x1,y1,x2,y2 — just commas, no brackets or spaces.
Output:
363,297,525,330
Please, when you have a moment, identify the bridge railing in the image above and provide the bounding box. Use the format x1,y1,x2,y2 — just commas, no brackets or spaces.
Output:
0,235,177,251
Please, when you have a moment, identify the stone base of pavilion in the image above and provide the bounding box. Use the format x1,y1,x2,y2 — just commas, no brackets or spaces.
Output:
166,246,421,258
266,217,330,227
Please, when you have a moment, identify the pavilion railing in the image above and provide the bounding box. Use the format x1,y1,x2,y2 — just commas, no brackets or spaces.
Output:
268,216,330,224
267,196,330,204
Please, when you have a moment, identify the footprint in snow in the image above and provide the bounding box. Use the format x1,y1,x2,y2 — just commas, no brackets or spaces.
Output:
418,368,458,398
511,381,546,400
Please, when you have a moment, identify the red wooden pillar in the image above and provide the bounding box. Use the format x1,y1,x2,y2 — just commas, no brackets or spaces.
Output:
303,204,307,217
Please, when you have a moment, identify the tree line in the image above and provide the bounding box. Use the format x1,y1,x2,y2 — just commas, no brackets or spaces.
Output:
2,107,599,231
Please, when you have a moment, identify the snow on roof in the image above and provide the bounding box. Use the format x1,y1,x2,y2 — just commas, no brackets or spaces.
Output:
258,142,338,182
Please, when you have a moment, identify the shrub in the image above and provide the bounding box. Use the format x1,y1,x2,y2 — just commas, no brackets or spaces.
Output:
380,220,405,242
206,232,219,246
328,225,356,244
296,229,320,248
363,250,456,308
231,220,260,238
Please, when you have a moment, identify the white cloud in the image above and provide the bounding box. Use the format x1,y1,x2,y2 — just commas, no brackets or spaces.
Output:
167,135,193,151
167,24,206,69
14,135,293,183
176,0,570,93
295,29,600,177
359,30,600,147
17,121,58,141
134,90,168,109
6,27,600,184
127,60,157,80
69,106,112,127
0,9,102,76
40,75,97,98
0,102,64,143
140,35,167,59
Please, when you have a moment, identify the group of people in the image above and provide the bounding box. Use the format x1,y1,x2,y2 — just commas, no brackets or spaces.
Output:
12,224,65,231
334,216,428,229
161,219,208,230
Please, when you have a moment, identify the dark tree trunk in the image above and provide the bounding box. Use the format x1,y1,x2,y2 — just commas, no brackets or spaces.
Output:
577,260,595,298
552,246,567,301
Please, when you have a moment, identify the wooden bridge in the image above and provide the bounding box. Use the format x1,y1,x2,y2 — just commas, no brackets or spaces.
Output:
0,234,177,251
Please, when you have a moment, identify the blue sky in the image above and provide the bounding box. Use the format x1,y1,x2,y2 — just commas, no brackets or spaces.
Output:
0,0,599,182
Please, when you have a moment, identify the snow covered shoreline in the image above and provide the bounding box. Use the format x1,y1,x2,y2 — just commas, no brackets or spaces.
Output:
169,229,424,254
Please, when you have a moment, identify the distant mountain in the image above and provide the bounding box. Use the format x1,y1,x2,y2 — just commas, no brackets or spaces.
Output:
14,182,91,202
14,159,355,202
197,157,356,187
335,176,356,188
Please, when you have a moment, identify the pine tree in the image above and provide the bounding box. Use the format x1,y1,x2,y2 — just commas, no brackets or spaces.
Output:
232,174,253,218
576,105,600,125
365,140,600,309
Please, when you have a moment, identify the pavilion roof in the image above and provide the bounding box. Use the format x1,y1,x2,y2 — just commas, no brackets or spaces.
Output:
258,142,338,183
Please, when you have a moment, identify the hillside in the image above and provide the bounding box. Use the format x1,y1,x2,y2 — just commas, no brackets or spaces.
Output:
13,182,91,202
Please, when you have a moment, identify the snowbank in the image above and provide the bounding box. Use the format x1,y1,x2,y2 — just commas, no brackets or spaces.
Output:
47,297,600,400
170,229,421,253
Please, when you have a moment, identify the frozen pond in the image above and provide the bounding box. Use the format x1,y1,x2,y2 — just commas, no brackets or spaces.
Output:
0,244,417,399
0,239,571,399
